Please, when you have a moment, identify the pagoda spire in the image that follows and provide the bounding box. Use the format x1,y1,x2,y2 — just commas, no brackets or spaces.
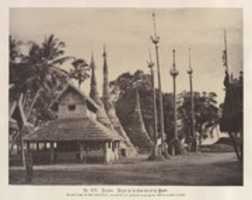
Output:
223,29,229,74
101,45,137,157
133,89,153,151
89,52,102,105
102,45,110,109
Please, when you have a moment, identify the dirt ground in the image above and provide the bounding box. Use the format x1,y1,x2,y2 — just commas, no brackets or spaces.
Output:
9,152,242,185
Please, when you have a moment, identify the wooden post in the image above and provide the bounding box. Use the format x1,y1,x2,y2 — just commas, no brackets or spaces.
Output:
115,142,119,160
85,145,89,163
79,142,85,162
50,141,55,163
36,142,39,151
104,142,109,164
24,141,33,183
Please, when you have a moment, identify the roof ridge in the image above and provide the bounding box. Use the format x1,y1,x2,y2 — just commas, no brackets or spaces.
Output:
49,83,99,111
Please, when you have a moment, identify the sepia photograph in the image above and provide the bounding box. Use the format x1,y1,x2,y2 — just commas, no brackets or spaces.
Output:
9,8,243,186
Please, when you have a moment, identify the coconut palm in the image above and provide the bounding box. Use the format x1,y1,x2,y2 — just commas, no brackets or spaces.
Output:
9,34,71,162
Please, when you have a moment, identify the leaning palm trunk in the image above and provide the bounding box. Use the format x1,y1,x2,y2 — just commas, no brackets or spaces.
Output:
26,87,43,121
9,94,24,155
9,93,31,166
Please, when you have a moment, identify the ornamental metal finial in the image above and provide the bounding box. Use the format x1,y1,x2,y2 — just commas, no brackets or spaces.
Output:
187,48,193,74
150,12,160,45
170,49,179,77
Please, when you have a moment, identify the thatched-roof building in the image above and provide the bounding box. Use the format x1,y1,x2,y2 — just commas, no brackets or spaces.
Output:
23,84,121,164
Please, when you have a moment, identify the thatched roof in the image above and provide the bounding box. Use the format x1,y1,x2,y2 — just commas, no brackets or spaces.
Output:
50,83,99,113
23,117,121,142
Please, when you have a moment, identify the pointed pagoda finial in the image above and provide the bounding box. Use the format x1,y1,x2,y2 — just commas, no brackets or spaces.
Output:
90,51,100,102
187,48,193,74
150,12,160,45
224,29,227,52
102,44,107,58
152,12,157,37
102,45,108,79
223,29,229,73
188,48,191,69
172,49,176,70
90,51,95,69
170,49,179,77
102,44,110,103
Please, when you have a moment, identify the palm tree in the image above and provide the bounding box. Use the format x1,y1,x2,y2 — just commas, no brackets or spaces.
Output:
69,58,90,89
23,34,71,120
9,35,71,163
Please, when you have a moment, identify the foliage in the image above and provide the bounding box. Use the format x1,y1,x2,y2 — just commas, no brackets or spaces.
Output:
178,91,220,145
112,70,221,148
220,71,243,161
69,58,90,88
9,34,71,125
111,70,174,143
220,72,243,133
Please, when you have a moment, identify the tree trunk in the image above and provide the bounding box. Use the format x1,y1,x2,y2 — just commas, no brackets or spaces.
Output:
228,132,242,162
26,87,43,121
191,137,197,152
9,94,24,155
148,143,165,161
198,126,203,150
240,130,243,162
24,146,33,183
78,81,81,89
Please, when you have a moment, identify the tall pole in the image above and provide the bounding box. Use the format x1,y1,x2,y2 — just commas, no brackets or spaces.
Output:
223,30,228,73
187,48,196,151
170,49,179,143
150,12,165,151
147,50,158,146
223,29,231,82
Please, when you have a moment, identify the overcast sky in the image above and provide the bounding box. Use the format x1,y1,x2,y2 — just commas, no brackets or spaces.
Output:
10,8,243,103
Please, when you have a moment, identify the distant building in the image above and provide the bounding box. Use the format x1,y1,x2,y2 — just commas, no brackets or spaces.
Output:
23,84,121,164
